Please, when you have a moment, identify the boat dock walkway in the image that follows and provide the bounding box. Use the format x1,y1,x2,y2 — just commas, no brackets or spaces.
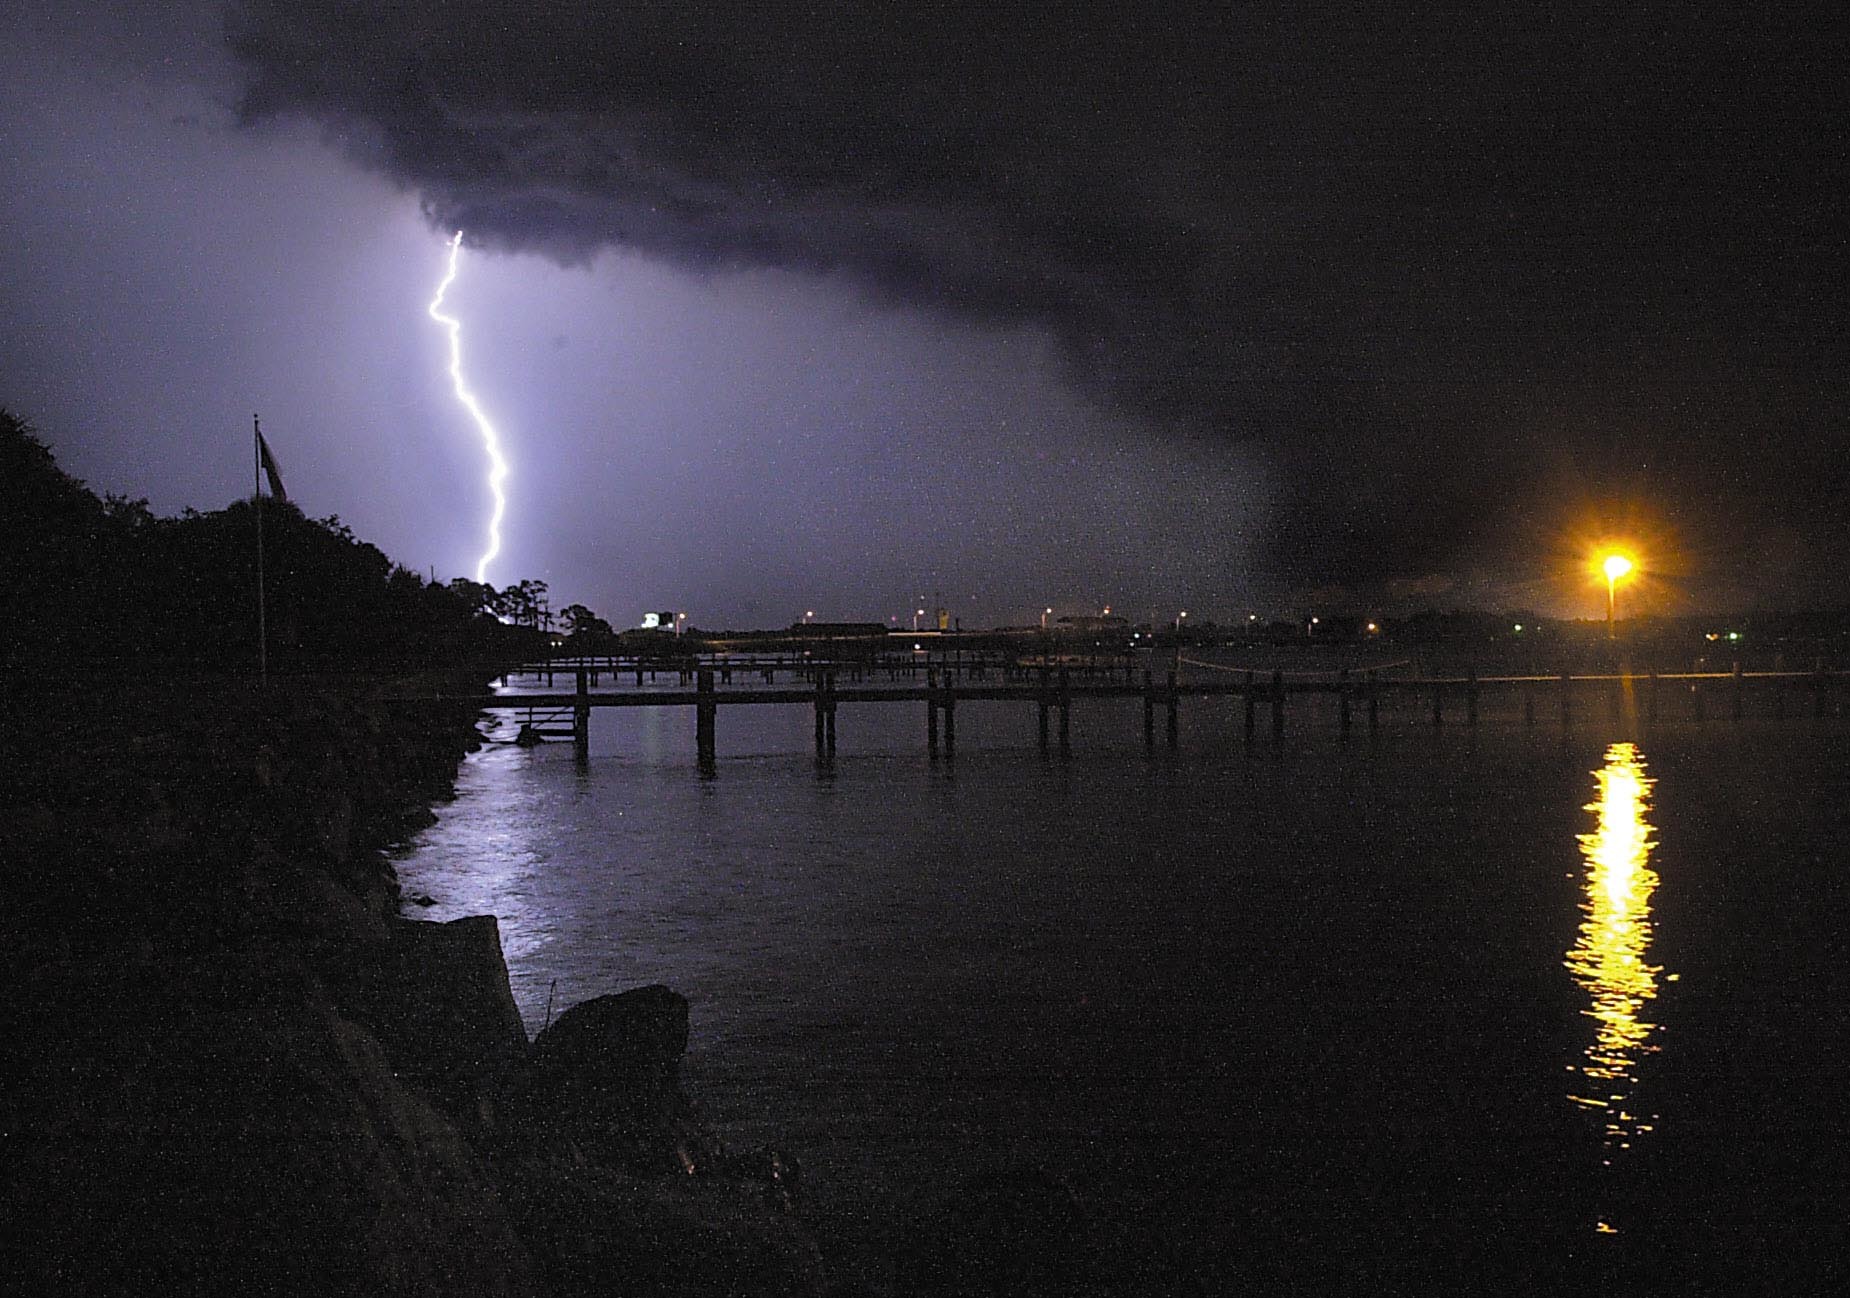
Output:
397,658,1847,767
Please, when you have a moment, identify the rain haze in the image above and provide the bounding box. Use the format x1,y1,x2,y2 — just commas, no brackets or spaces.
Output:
4,1,1844,624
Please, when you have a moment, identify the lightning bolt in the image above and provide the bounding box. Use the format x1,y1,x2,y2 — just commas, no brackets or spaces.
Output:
427,230,509,584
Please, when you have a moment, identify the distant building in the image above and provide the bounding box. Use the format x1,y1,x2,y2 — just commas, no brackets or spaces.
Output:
789,621,889,638
1054,615,1130,635
639,611,678,631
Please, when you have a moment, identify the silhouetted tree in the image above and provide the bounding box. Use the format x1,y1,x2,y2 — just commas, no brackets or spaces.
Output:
558,602,614,648
495,578,549,631
446,577,499,618
1,408,542,671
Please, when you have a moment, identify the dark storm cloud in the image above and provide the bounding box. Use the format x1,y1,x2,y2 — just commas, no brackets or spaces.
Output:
224,1,1847,600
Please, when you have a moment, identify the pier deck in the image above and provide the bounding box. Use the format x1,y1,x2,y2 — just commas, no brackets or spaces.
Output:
388,660,1846,767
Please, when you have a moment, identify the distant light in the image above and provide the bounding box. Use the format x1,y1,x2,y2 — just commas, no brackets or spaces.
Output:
1514,623,1524,633
1727,631,1742,642
1602,554,1634,583
1705,632,1719,642
1310,616,1319,624
1366,622,1379,634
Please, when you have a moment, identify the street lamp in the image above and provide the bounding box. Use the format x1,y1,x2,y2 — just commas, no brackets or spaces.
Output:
1602,553,1634,639
1042,607,1052,630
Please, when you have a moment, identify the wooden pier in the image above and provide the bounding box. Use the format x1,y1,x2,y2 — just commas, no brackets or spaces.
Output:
428,659,1848,768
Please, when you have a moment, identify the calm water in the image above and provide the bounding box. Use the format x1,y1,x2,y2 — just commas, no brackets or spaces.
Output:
398,688,1850,1292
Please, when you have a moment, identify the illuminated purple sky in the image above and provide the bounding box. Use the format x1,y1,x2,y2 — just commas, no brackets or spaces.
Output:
4,3,1844,624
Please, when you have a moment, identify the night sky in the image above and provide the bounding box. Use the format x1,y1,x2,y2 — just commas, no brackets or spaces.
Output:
4,2,1844,625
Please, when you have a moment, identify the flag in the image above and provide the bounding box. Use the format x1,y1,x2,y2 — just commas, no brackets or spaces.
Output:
256,425,288,502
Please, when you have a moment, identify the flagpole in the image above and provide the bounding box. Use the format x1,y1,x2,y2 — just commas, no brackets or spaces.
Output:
254,413,267,686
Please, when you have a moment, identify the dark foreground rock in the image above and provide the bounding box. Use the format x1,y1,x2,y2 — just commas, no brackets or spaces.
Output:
493,985,826,1296
506,986,719,1173
6,946,539,1296
499,1160,828,1298
923,1169,1099,1297
1,677,827,1297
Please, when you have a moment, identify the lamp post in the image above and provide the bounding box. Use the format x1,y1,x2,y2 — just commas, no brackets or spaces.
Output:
1042,607,1052,630
1602,554,1633,640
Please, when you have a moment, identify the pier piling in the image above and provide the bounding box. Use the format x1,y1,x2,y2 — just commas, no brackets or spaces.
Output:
943,677,957,759
696,669,715,769
825,672,838,756
926,668,939,758
1037,665,1051,754
1143,670,1155,751
1058,667,1071,754
813,679,827,758
1166,669,1179,750
573,667,589,760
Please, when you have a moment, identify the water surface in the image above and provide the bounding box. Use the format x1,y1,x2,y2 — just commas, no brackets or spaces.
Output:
399,696,1850,1291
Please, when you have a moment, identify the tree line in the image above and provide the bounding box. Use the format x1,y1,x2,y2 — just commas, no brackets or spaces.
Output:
0,408,548,673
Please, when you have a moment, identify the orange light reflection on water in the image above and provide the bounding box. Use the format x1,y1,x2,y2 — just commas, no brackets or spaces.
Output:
1565,741,1665,1162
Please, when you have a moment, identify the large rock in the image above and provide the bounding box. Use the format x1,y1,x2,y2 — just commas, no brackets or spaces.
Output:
504,985,720,1175
534,984,689,1089
497,1160,829,1298
368,914,530,1139
922,1168,1097,1297
213,839,392,954
4,947,540,1297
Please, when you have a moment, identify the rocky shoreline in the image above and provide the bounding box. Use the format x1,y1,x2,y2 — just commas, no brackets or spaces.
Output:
2,672,834,1297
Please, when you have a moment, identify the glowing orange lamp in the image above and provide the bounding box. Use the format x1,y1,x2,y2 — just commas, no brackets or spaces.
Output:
1601,553,1634,638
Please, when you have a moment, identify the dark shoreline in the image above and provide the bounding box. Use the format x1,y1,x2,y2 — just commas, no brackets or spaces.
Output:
2,670,836,1297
